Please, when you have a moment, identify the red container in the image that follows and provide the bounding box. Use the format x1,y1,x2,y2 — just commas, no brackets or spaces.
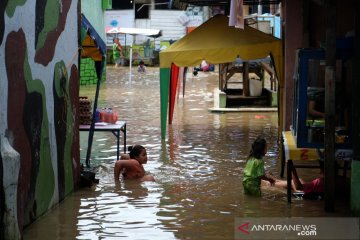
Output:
111,112,118,124
98,108,117,124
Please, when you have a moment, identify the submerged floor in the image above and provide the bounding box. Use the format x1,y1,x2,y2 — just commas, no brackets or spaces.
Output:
23,66,351,240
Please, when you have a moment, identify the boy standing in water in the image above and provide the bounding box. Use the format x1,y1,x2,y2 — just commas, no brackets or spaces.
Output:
114,145,155,182
243,136,275,196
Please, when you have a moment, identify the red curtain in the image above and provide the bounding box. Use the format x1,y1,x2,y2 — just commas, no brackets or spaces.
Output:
169,63,179,124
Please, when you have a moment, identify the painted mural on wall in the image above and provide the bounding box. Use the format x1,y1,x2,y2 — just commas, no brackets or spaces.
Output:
178,5,204,27
0,1,80,239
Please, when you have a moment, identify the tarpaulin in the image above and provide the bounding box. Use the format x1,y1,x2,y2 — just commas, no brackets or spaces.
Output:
159,14,283,139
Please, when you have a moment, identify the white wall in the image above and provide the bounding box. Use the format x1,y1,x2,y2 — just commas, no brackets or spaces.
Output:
105,9,188,48
150,10,186,42
134,19,152,44
104,7,210,50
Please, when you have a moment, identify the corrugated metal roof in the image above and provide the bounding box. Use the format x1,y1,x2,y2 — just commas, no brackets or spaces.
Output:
177,0,281,6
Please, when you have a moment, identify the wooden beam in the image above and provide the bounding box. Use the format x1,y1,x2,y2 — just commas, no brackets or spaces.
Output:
226,71,236,81
324,0,336,212
311,0,325,6
260,62,275,75
243,62,250,96
260,62,276,90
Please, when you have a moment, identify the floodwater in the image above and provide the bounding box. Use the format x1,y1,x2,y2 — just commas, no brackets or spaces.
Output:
23,66,350,240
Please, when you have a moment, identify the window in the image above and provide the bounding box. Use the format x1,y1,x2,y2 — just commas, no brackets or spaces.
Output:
135,3,149,19
293,49,352,148
262,4,270,13
155,0,169,10
112,0,133,10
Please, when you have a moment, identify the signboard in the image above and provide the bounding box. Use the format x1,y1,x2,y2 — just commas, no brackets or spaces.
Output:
104,10,134,46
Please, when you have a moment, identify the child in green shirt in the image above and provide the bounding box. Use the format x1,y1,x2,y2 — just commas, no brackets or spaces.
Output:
243,136,275,196
113,37,123,67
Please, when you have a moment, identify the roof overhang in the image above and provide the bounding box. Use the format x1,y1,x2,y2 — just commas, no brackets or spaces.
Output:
81,14,107,61
178,0,281,6
106,27,162,38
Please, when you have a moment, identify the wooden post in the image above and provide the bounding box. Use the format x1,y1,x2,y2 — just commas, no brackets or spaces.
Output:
243,61,250,96
302,0,310,47
287,160,293,203
225,0,230,15
351,0,360,216
324,0,336,212
219,64,224,91
353,0,360,163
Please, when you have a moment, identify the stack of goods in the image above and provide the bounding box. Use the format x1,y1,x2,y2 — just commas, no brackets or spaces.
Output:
79,96,92,125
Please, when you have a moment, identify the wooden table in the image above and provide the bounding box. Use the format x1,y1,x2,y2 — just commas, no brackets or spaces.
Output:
79,121,127,160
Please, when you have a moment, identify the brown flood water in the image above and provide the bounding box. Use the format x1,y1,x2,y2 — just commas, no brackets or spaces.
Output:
23,66,350,240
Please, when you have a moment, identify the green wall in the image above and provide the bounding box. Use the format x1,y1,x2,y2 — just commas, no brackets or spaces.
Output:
81,0,106,42
80,58,106,85
81,0,107,85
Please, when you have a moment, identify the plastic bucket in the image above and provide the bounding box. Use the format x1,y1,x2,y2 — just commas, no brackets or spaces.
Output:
249,79,262,96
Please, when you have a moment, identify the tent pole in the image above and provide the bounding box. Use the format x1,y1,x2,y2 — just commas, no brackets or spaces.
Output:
153,37,156,58
160,68,171,139
85,60,104,167
129,40,133,83
124,34,127,57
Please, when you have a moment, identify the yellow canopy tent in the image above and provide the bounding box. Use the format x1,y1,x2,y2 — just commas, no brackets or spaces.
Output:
159,14,283,139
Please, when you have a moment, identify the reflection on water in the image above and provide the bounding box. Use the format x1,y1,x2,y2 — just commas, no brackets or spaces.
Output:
24,67,350,240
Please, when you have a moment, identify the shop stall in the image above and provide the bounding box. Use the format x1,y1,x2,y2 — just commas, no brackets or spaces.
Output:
282,48,353,202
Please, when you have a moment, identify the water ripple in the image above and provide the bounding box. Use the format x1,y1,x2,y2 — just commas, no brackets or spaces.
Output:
23,67,350,240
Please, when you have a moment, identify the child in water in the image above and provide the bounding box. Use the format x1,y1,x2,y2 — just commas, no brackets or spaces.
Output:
114,145,155,182
137,60,147,73
243,136,275,196
267,159,348,199
265,161,325,198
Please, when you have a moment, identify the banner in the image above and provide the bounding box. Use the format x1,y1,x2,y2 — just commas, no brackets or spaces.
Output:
104,10,133,46
235,217,360,239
